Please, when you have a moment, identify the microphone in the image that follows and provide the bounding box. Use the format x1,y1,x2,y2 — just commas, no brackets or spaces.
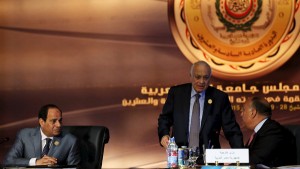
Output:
0,137,9,144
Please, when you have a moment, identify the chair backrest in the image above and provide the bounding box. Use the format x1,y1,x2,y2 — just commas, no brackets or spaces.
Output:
62,126,110,169
284,125,300,165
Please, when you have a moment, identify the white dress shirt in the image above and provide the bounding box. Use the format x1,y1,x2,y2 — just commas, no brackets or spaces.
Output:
28,128,53,166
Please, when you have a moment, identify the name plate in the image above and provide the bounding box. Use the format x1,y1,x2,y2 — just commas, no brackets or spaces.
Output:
205,149,249,164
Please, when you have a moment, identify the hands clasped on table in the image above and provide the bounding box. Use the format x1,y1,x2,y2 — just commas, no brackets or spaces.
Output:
36,155,58,166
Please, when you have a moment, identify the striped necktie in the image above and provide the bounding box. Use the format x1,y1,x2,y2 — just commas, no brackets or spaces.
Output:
42,138,52,156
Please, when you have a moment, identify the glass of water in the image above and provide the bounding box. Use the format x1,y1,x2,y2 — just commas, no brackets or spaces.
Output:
188,146,199,168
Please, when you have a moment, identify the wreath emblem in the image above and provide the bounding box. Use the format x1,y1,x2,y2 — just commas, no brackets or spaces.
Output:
216,0,262,32
168,0,299,80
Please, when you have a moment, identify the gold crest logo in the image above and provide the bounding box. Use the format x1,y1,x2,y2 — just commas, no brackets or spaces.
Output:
168,0,300,80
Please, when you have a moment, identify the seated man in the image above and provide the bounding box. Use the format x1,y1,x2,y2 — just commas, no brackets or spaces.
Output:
3,104,80,167
241,97,296,167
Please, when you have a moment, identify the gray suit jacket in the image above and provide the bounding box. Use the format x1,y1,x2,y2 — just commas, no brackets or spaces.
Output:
3,127,80,166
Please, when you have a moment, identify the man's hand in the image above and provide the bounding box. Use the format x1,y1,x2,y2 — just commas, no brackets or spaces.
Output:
36,155,57,165
160,135,170,148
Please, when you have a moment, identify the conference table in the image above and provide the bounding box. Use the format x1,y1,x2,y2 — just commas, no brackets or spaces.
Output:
0,164,249,169
0,166,253,169
2,165,300,169
1,165,77,169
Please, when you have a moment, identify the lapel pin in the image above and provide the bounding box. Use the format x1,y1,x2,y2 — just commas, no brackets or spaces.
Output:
208,99,213,104
54,141,60,146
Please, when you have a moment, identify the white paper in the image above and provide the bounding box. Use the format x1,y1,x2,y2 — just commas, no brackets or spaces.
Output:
205,149,249,164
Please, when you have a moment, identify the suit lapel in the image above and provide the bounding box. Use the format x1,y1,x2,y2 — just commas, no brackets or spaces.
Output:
48,135,62,156
182,84,192,136
200,87,213,131
33,128,42,157
182,84,192,133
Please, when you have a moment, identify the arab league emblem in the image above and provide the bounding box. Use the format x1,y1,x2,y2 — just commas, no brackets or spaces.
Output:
215,0,262,32
168,0,300,80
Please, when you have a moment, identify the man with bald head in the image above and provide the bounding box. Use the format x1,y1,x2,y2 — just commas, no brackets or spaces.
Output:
241,97,296,167
158,61,244,164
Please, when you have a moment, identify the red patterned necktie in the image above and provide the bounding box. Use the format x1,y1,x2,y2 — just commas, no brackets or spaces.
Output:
247,132,256,146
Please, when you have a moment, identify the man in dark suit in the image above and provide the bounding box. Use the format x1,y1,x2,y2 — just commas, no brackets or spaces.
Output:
3,104,80,167
241,97,297,167
158,61,244,163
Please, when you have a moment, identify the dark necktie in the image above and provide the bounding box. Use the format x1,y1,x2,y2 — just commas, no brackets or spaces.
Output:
189,94,200,147
247,132,256,146
42,138,52,156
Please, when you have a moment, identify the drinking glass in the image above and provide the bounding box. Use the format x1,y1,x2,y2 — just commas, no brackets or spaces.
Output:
188,146,199,168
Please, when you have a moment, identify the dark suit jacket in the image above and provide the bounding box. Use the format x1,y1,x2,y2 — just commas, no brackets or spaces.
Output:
158,84,244,151
247,118,297,167
3,127,80,166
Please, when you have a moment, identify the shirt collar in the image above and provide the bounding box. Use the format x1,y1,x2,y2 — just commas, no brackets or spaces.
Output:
254,118,268,133
40,128,53,140
191,87,206,98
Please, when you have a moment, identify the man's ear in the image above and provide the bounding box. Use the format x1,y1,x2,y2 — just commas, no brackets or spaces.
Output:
251,108,257,118
39,118,45,126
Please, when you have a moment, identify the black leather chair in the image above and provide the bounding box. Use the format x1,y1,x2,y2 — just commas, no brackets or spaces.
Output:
63,126,110,169
284,125,300,165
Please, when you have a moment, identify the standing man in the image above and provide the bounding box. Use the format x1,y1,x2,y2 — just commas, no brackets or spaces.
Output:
3,104,80,167
158,61,243,163
241,97,296,167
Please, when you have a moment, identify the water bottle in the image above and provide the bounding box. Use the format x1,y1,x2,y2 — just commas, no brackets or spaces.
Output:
166,137,178,168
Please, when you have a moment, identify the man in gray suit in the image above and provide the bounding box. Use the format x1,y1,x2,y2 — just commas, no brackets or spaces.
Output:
3,104,80,167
